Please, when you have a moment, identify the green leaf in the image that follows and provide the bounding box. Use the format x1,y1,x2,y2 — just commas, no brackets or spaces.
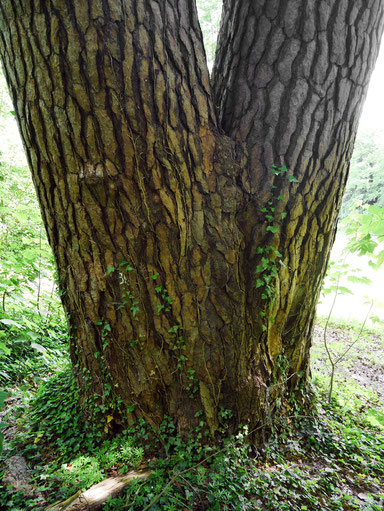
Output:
288,176,300,183
0,318,24,329
0,342,11,355
337,286,353,295
168,325,181,334
31,343,47,353
0,390,7,409
266,225,278,234
106,266,115,275
346,275,371,285
26,331,39,340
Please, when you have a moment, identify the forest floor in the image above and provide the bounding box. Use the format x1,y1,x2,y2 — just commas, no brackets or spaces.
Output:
312,318,384,426
0,320,383,511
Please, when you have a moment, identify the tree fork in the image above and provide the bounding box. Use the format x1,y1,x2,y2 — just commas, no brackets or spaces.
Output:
0,0,383,439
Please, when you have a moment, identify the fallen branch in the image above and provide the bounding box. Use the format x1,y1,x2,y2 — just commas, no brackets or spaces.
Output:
45,470,151,511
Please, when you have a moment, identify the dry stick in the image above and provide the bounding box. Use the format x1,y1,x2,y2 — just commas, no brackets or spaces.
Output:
131,371,299,509
36,225,42,315
335,301,373,365
131,411,323,511
323,255,347,402
141,413,324,511
2,290,6,312
46,471,151,511
42,280,56,330
330,299,373,399
323,256,374,402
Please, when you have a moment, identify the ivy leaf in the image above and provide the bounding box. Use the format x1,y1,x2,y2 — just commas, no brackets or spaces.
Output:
106,266,115,275
288,176,300,183
266,225,278,234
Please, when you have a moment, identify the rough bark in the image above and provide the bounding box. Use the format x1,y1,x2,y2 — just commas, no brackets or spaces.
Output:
0,0,383,440
212,0,384,369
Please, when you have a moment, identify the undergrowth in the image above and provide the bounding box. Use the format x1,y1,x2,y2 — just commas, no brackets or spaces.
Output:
0,319,383,510
1,368,383,510
101,397,384,510
15,366,105,462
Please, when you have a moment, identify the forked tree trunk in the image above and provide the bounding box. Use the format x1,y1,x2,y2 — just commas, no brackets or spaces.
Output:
0,0,383,439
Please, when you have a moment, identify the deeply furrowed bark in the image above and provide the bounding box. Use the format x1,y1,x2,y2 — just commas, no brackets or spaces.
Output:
212,0,384,392
0,0,383,439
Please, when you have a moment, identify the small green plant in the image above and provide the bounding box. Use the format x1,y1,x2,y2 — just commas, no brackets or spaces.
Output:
320,226,380,401
154,281,173,313
342,204,384,269
96,435,143,469
52,456,105,499
255,165,298,321
107,262,140,317
37,434,144,503
255,245,282,302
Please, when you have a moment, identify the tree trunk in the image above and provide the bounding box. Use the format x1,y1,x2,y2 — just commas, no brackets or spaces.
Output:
0,0,383,440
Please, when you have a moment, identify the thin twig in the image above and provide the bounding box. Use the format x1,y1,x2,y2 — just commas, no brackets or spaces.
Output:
141,414,292,511
335,300,373,365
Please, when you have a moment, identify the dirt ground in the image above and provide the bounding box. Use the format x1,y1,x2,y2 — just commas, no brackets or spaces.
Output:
312,322,384,409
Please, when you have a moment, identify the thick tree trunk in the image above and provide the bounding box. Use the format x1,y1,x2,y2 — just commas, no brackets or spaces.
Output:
0,0,383,440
